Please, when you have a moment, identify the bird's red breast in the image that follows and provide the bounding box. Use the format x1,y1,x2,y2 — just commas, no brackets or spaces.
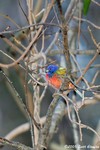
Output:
46,73,62,89
46,74,75,90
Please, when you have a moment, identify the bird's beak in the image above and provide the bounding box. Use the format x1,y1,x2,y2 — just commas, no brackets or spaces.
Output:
45,69,49,73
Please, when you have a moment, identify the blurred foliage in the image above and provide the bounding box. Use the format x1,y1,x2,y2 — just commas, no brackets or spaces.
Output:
83,0,91,15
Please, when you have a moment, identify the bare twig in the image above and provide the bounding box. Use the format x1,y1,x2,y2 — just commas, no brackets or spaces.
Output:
0,23,61,35
92,0,100,6
5,123,30,140
0,35,23,54
73,16,100,30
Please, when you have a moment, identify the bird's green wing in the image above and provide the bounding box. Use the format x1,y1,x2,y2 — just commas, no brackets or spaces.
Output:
56,67,66,76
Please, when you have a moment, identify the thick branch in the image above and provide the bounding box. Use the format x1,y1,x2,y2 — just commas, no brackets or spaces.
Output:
0,137,33,150
56,0,72,74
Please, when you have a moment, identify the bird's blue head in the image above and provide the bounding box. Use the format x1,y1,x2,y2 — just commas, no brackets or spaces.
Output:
46,65,59,77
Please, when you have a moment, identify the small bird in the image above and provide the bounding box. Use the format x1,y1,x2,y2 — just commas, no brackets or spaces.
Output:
46,64,74,90
45,64,82,97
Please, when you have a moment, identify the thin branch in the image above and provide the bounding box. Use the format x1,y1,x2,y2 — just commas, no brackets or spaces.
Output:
55,93,100,141
0,35,23,54
76,27,100,84
48,49,98,56
73,16,100,30
92,0,100,6
0,23,61,35
0,137,33,150
18,0,29,23
0,69,40,129
0,1,56,68
0,13,20,28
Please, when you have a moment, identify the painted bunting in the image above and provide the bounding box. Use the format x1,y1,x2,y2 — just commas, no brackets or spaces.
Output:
45,64,74,90
45,64,82,97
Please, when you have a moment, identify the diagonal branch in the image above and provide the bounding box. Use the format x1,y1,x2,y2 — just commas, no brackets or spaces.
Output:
0,137,33,150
